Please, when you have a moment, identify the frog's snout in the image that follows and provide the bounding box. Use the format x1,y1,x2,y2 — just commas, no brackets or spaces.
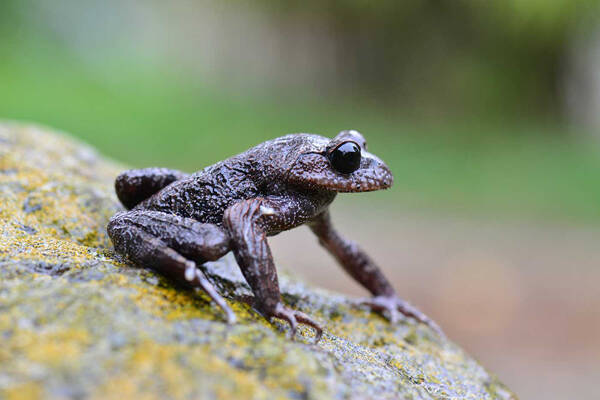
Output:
348,152,394,192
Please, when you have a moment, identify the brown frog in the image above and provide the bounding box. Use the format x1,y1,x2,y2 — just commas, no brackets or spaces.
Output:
107,130,443,341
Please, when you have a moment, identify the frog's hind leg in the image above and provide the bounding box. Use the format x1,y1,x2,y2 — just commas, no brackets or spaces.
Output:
115,168,189,209
107,210,235,323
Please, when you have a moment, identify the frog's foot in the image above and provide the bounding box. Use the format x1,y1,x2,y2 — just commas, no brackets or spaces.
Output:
356,295,445,337
267,303,323,343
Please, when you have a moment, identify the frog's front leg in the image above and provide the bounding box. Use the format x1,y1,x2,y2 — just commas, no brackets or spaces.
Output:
223,198,323,342
309,210,444,336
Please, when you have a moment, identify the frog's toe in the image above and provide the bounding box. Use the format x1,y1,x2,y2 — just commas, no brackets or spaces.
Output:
269,303,323,343
355,295,445,338
294,310,323,342
270,303,298,339
188,264,237,324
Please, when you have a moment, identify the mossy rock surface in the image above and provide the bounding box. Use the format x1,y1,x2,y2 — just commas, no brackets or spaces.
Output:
0,123,516,400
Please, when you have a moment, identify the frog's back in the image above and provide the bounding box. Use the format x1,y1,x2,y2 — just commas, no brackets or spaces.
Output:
134,162,256,224
134,133,329,224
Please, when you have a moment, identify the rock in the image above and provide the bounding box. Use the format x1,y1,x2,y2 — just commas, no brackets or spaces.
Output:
0,123,516,400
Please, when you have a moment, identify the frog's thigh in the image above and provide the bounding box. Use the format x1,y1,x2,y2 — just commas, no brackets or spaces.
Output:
107,210,235,322
116,168,189,209
108,210,231,264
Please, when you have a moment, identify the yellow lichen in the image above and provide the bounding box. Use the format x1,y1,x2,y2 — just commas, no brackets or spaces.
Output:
3,383,44,400
23,328,91,367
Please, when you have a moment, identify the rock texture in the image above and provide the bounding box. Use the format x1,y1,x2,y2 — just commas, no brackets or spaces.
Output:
0,123,516,400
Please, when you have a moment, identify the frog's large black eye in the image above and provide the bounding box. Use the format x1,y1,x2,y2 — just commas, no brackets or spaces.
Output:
328,141,361,174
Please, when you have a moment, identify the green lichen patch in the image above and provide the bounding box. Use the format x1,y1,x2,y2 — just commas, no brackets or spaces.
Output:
0,123,517,400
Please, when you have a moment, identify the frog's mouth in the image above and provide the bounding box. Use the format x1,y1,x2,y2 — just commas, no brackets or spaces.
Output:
286,152,394,193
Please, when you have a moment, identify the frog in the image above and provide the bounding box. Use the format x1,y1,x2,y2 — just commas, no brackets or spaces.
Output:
107,130,443,341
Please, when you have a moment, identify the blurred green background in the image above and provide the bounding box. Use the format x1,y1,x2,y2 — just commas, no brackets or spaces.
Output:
2,0,600,222
2,1,600,399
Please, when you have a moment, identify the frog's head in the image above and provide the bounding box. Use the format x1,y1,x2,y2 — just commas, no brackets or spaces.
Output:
286,130,393,192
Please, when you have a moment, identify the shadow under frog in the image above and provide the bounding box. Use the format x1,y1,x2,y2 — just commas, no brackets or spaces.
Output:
107,130,443,341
